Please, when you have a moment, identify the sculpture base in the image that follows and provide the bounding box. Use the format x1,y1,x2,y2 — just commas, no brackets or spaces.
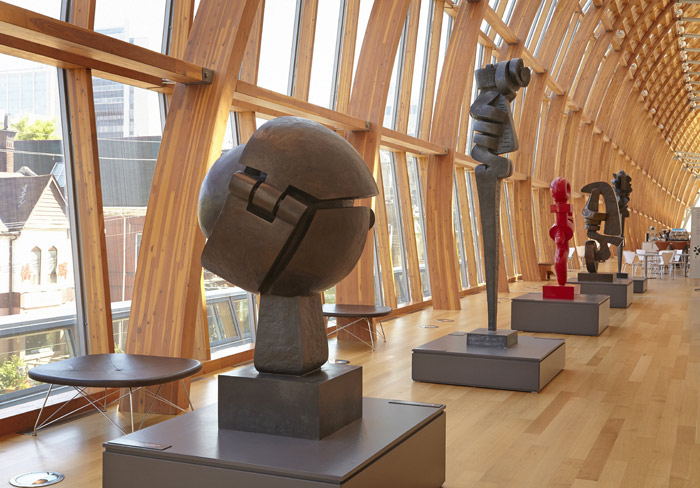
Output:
412,334,564,392
633,277,648,293
577,272,615,282
466,328,518,347
218,363,362,440
568,278,633,308
103,398,446,488
616,272,628,279
511,292,609,336
542,284,580,300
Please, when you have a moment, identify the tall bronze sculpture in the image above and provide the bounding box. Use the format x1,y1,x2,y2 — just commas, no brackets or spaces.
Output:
612,170,632,276
580,181,624,274
412,57,564,392
199,116,377,376
469,58,530,339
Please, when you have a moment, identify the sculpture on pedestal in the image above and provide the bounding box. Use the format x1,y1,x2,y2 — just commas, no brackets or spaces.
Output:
542,177,579,300
580,181,624,275
612,170,632,276
468,58,530,346
198,116,377,375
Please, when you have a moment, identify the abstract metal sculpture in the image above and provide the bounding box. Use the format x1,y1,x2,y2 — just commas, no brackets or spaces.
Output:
469,58,530,336
580,181,624,273
542,177,579,300
198,116,377,375
612,170,632,275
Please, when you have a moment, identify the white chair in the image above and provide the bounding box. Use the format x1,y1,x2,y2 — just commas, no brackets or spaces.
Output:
568,247,577,270
671,250,684,277
622,250,641,276
637,249,660,278
576,245,586,268
657,251,674,279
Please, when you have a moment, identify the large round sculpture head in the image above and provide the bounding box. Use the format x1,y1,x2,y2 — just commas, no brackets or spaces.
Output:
198,116,377,297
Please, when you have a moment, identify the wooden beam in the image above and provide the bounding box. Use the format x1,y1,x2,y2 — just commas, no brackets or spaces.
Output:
381,128,448,156
0,1,209,85
425,0,486,310
335,0,411,316
292,0,319,100
66,0,113,355
232,80,368,131
125,0,260,408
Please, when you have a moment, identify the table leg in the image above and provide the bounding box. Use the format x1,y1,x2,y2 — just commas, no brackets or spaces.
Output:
129,387,135,433
181,379,195,411
33,384,54,436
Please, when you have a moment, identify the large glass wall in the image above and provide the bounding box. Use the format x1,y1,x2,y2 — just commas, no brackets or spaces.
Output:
0,50,80,403
308,0,343,108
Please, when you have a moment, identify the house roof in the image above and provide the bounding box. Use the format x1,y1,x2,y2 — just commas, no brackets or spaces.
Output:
0,174,55,231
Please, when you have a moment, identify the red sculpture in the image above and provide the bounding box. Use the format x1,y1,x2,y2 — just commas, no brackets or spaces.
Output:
543,177,579,300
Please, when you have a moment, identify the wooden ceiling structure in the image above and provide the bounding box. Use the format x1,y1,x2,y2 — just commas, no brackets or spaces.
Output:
1,0,699,409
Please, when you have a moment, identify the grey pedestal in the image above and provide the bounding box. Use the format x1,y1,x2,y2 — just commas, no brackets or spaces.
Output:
103,398,446,488
569,278,633,308
511,292,609,336
218,363,362,439
412,334,565,392
632,277,647,293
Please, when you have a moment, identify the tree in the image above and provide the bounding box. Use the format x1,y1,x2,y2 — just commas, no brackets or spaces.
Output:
11,116,59,141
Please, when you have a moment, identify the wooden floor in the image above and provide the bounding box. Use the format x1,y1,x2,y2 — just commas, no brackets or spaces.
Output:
1,267,699,487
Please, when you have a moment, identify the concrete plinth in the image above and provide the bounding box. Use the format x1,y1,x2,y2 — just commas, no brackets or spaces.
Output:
103,398,446,488
218,363,362,439
412,334,564,392
569,278,633,308
511,292,609,336
632,277,648,293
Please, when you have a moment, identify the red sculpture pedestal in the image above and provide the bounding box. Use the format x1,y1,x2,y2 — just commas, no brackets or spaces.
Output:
542,284,580,300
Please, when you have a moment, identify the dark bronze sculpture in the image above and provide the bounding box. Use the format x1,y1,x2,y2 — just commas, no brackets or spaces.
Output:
580,181,624,273
612,170,632,275
199,116,377,375
469,58,530,339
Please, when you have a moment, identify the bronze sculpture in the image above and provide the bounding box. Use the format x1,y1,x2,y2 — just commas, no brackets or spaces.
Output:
469,58,530,337
580,181,624,273
198,116,377,375
612,170,632,276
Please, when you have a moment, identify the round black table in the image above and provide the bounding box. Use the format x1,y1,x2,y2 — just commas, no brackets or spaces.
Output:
28,353,202,435
323,304,392,350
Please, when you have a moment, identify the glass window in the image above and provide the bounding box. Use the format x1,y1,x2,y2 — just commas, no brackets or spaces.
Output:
452,183,468,289
380,150,410,305
0,54,80,406
48,247,57,284
533,0,558,57
407,156,430,298
4,0,61,18
308,0,343,108
466,171,484,284
257,0,300,95
30,248,42,285
94,1,167,348
433,13,453,115
407,0,432,137
503,182,518,275
353,0,375,84
383,21,406,129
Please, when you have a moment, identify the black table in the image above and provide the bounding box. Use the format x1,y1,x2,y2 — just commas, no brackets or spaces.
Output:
28,353,201,435
323,304,392,350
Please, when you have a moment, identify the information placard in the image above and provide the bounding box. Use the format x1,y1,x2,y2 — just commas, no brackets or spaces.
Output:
691,207,700,279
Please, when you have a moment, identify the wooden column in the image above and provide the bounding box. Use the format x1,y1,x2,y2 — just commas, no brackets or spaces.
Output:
66,0,114,354
335,0,411,316
424,0,485,310
125,0,260,411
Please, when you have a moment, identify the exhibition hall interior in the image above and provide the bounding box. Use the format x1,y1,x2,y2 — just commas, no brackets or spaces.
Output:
0,0,699,486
